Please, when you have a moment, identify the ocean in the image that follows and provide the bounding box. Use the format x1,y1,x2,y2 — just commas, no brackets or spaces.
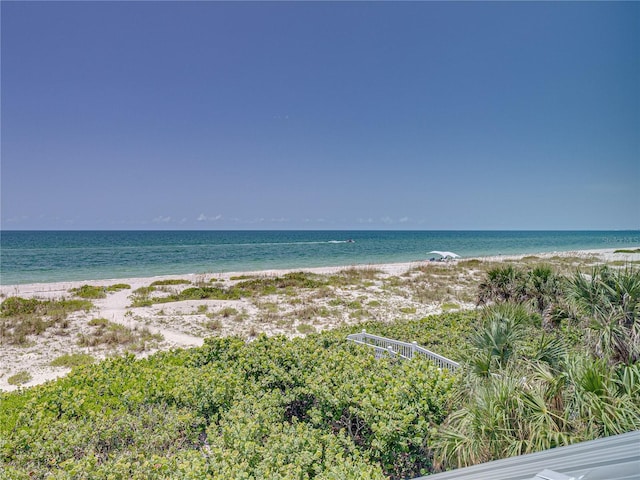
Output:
1,230,639,285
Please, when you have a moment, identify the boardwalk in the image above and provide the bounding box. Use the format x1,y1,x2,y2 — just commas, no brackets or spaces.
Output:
346,330,459,372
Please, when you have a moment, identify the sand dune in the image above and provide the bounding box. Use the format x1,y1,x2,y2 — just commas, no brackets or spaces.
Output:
1,248,638,392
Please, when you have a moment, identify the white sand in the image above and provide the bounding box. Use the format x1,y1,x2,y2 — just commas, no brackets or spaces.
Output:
1,247,637,392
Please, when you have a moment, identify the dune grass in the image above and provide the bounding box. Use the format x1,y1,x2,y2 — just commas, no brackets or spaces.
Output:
0,297,93,345
50,353,95,368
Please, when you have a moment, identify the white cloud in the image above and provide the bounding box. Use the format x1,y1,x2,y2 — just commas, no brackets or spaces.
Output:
5,216,29,223
381,216,393,224
399,216,409,223
153,216,172,223
197,213,222,222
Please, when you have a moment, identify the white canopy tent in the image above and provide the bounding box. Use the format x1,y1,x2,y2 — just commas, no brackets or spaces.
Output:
429,251,461,259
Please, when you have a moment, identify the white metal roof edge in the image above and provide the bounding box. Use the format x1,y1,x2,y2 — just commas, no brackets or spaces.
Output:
416,430,640,480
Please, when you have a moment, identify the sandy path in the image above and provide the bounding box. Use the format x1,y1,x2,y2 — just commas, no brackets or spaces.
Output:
94,288,205,348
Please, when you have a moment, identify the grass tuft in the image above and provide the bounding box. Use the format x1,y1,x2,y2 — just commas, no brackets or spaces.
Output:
7,370,32,386
69,285,106,299
50,353,95,368
150,279,192,286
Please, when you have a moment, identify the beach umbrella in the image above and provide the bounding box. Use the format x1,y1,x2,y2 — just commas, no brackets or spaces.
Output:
429,251,460,259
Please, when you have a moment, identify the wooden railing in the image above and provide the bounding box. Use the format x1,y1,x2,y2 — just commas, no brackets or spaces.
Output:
346,330,459,372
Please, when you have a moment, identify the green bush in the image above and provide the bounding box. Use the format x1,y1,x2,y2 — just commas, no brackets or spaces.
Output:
296,323,316,334
0,297,92,345
0,312,471,479
219,307,239,318
150,279,192,286
79,320,163,350
70,285,107,299
7,370,32,385
50,353,95,368
88,317,110,327
1,296,40,316
441,302,459,311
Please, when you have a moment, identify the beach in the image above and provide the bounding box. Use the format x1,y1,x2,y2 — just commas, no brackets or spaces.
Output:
1,247,638,392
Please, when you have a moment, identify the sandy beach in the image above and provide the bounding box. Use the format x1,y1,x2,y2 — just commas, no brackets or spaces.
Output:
1,247,638,392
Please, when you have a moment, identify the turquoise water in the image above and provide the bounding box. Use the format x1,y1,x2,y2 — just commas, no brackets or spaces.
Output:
1,230,639,285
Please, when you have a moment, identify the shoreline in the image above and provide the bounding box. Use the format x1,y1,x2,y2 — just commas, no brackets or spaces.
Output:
3,247,638,294
1,247,638,392
3,230,639,287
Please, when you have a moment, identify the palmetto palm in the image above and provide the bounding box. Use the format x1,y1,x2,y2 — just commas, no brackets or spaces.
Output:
564,354,640,437
566,266,640,364
468,304,529,376
477,265,565,331
433,290,640,471
525,265,564,330
434,363,576,470
477,265,528,306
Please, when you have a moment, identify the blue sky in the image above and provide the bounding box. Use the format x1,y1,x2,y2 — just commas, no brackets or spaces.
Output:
1,1,638,230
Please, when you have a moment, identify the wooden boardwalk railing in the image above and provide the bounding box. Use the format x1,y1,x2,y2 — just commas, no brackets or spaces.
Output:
346,330,459,372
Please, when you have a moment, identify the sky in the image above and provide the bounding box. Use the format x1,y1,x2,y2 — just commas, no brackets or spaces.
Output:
1,1,639,231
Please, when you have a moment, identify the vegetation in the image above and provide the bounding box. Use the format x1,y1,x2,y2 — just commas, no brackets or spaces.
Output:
296,323,316,334
218,307,239,318
150,279,192,286
433,265,640,471
1,263,638,478
78,319,164,352
441,302,460,312
70,283,132,297
129,270,387,308
0,316,469,479
0,297,93,345
50,353,96,368
70,285,107,299
7,370,32,386
565,266,640,364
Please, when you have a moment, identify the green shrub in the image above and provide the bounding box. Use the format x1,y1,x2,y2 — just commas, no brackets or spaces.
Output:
7,370,31,385
70,285,106,299
204,319,223,331
296,323,316,334
47,299,93,316
150,279,192,286
1,296,41,316
229,275,255,281
0,297,92,344
88,317,109,327
399,307,416,314
0,312,473,479
133,286,156,295
219,307,239,318
79,320,163,349
106,283,131,292
459,259,483,267
441,302,459,311
50,353,95,368
175,286,244,301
